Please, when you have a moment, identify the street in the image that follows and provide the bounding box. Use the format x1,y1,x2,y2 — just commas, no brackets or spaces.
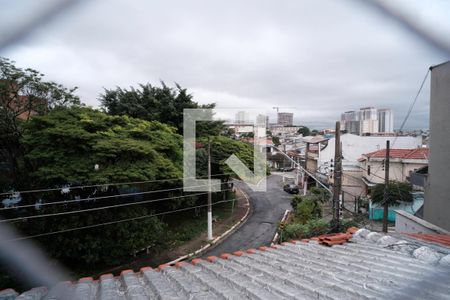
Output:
203,174,293,256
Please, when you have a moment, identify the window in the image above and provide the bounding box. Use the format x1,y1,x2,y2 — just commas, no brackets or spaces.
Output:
367,165,371,176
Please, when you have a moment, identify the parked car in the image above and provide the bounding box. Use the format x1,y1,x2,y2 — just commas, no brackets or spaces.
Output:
278,167,295,172
283,184,299,194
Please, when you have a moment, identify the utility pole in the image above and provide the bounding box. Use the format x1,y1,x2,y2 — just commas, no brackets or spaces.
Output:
382,140,390,233
303,142,309,195
332,121,342,229
207,137,213,241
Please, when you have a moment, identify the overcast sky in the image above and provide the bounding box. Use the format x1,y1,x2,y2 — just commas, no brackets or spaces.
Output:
1,0,449,129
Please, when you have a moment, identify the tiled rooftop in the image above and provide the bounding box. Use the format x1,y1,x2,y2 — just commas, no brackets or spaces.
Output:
363,148,429,160
407,233,450,248
1,228,450,300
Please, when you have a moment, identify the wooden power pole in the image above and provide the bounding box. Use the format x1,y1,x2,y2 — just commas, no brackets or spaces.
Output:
303,142,310,195
207,137,213,240
332,121,342,229
382,140,390,233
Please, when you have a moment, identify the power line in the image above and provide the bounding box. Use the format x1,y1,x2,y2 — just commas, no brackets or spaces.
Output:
393,69,430,147
366,69,430,182
0,189,232,223
2,198,238,243
0,182,228,211
0,173,234,197
272,145,332,193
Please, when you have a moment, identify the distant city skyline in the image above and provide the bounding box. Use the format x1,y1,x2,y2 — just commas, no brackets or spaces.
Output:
3,1,446,131
340,107,394,135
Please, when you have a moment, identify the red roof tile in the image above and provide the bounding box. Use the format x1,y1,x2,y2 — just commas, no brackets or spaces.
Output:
407,233,450,247
363,148,429,160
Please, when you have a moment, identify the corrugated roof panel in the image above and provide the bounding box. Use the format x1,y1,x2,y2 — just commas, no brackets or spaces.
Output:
2,229,450,300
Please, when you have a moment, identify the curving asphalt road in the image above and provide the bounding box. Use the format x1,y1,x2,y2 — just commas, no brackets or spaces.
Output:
203,174,293,256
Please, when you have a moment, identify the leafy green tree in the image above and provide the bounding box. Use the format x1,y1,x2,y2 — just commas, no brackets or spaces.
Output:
280,219,329,241
4,107,188,265
291,195,322,223
223,127,235,138
371,180,412,206
21,106,182,187
297,126,310,136
240,132,254,138
272,136,281,146
196,135,255,181
0,57,79,190
100,82,225,136
309,187,330,202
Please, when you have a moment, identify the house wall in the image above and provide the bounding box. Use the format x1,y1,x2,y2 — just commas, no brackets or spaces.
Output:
341,169,365,204
306,155,317,172
317,134,422,167
362,160,427,184
425,61,450,231
395,210,449,234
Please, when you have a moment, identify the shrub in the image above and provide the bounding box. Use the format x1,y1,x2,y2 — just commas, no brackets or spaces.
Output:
282,223,307,240
309,187,329,202
290,195,303,211
294,198,322,224
280,218,330,241
305,219,329,236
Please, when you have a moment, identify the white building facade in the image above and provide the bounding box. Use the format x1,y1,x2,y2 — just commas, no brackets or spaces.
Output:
378,108,394,133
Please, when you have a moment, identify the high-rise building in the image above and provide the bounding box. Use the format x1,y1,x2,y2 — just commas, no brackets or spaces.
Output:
340,107,393,135
378,108,394,133
256,114,269,126
359,107,379,135
360,107,378,121
341,111,361,134
341,111,360,123
277,112,293,126
235,111,249,124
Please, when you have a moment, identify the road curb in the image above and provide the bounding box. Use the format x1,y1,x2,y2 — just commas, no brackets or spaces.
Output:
163,187,252,266
271,209,291,246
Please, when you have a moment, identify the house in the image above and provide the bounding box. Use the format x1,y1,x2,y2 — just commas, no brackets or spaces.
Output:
359,148,429,191
410,166,428,191
3,228,450,299
306,134,422,185
304,134,422,202
358,148,429,221
314,133,422,168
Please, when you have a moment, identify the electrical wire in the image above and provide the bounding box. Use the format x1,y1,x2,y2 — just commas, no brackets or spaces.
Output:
0,182,229,211
0,189,232,223
364,69,430,182
2,198,239,243
393,69,430,147
0,173,234,197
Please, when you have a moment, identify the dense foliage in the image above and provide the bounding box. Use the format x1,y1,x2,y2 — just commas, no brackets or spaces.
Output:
0,57,79,190
21,106,183,187
280,187,334,241
281,219,329,241
0,59,262,291
371,180,412,206
100,82,225,136
280,218,358,242
297,126,311,136
291,195,323,224
0,107,185,265
1,107,255,266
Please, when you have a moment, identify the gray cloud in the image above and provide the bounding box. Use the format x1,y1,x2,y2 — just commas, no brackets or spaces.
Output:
2,0,449,129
